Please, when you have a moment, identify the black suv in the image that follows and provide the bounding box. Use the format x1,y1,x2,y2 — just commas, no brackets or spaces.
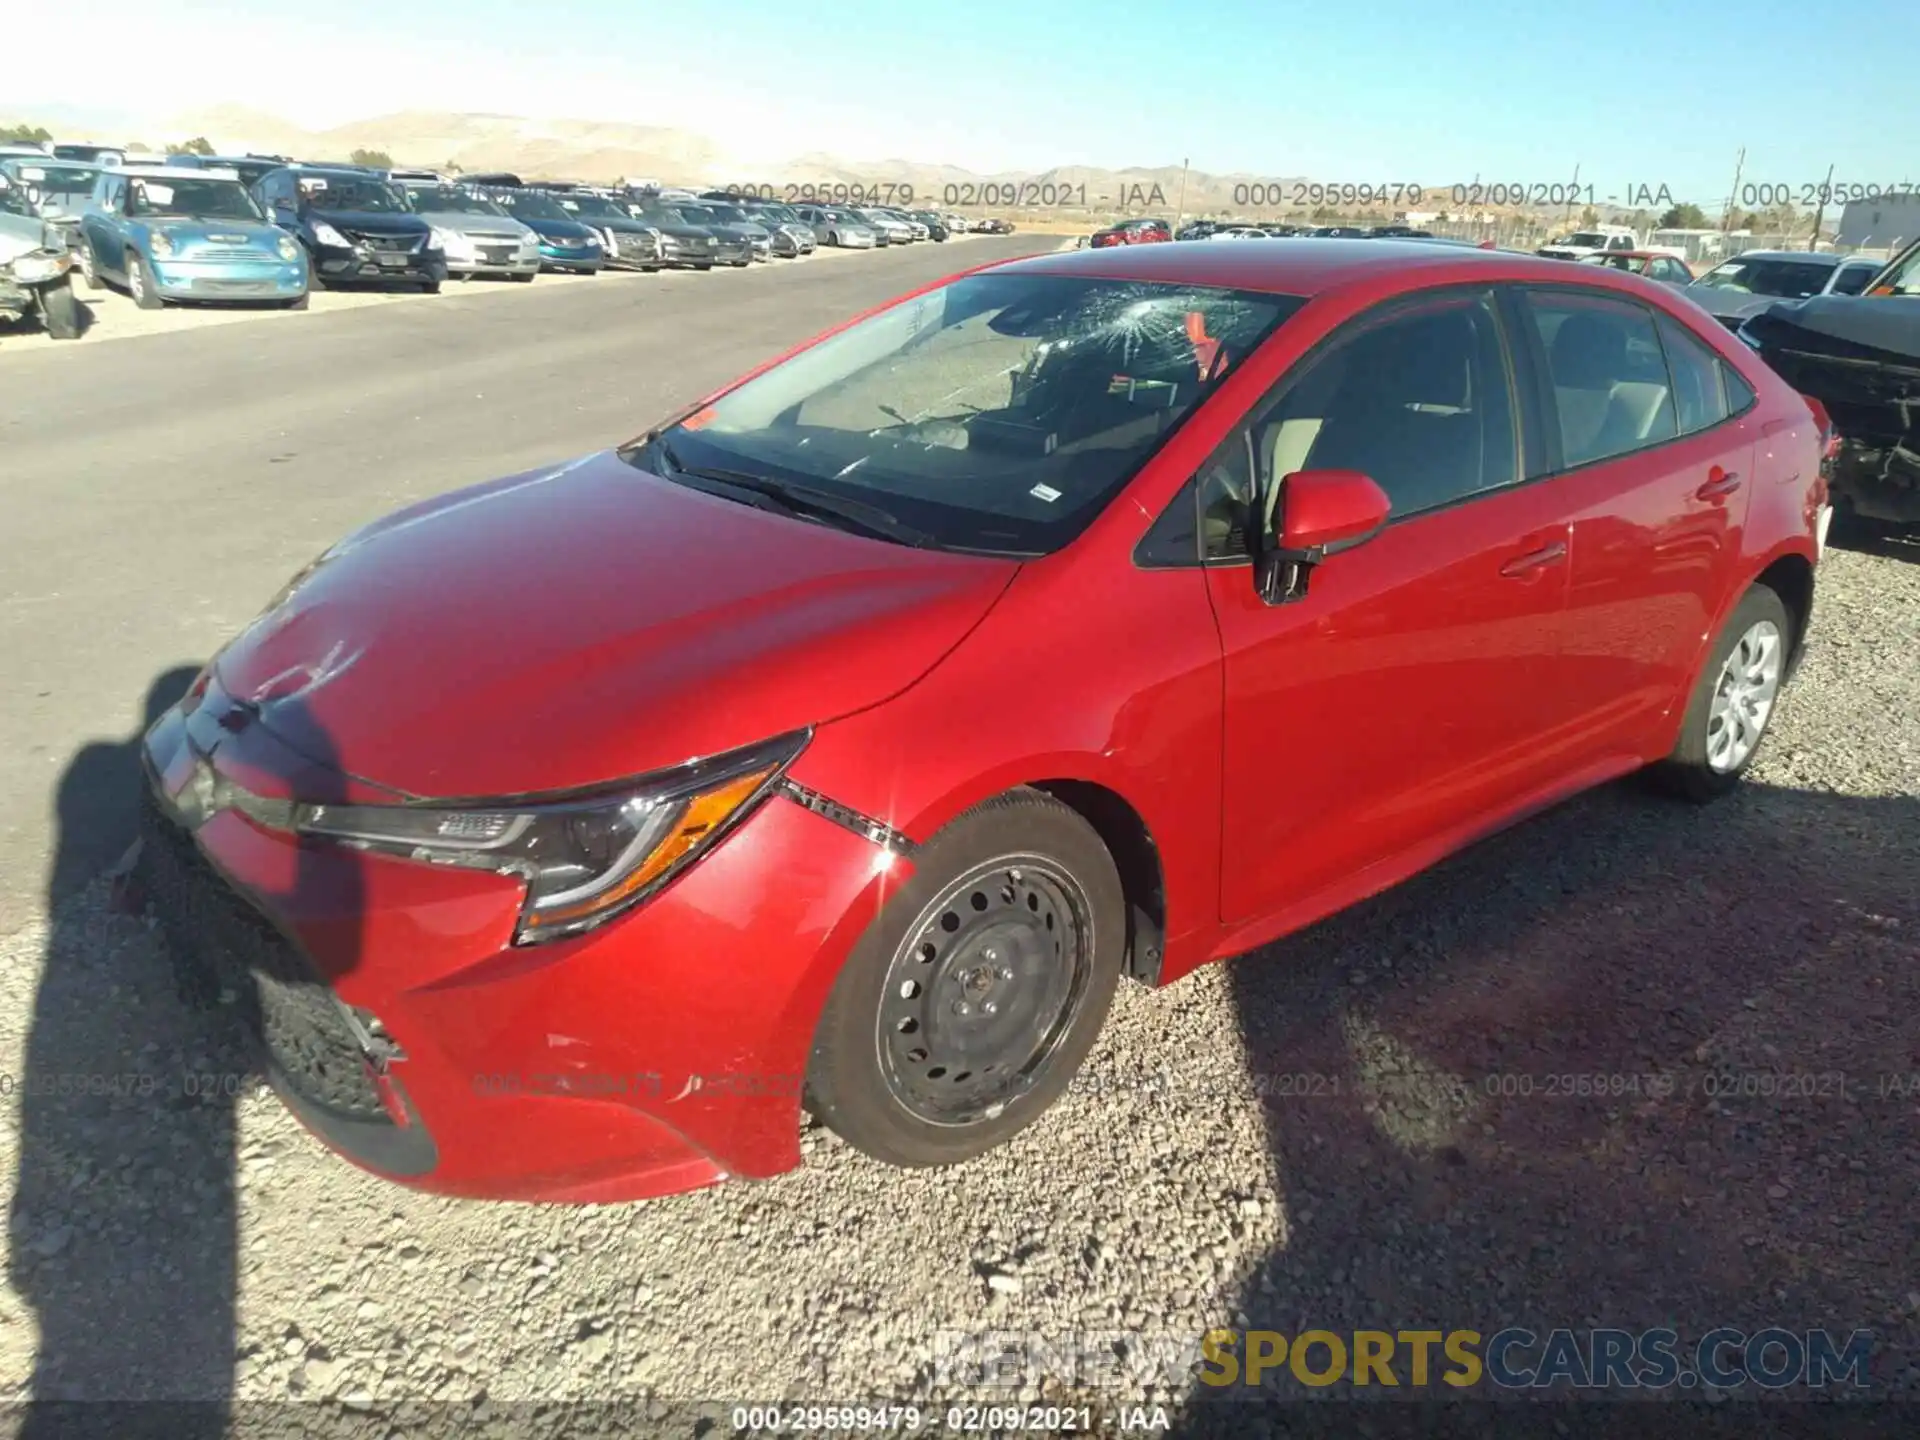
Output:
251,166,445,291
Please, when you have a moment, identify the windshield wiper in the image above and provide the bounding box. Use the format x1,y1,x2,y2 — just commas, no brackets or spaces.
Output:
655,439,936,548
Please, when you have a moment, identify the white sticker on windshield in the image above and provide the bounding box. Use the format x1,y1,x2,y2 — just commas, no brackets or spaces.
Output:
299,177,329,192
136,182,173,205
1029,483,1063,503
19,166,44,179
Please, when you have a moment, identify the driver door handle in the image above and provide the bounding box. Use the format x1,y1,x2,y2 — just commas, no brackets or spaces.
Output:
1697,467,1742,500
1500,541,1567,577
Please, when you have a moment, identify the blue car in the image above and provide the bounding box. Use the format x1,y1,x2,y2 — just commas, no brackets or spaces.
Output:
485,187,604,273
78,164,308,308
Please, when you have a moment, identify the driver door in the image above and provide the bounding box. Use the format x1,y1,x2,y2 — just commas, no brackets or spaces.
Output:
1202,287,1579,929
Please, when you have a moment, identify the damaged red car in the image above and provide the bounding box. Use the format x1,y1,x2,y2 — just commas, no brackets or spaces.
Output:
142,239,1828,1202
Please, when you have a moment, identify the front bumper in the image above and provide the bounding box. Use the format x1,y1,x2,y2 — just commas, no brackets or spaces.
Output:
311,241,444,285
537,242,603,272
151,257,308,301
138,676,901,1203
445,238,541,277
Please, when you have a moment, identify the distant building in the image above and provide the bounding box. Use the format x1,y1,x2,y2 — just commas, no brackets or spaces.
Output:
1836,194,1920,248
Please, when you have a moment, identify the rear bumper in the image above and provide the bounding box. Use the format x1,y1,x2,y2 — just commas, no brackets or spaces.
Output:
138,677,900,1203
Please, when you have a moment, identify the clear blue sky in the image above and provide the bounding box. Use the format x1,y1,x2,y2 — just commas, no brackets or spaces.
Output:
17,0,1916,206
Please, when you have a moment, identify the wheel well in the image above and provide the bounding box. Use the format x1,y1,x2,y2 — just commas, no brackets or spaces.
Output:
1755,554,1814,669
1029,780,1166,986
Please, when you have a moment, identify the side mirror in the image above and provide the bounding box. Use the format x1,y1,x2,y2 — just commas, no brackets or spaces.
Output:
1255,468,1392,605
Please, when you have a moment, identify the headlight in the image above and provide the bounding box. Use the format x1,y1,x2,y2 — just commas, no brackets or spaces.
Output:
292,731,807,943
276,235,300,262
311,221,349,248
11,248,72,283
149,230,175,258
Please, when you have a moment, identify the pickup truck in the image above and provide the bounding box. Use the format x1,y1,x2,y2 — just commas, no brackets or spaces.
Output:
1537,227,1643,260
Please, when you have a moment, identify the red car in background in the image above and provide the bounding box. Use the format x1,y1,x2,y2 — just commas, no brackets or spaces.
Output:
141,240,1828,1204
1579,250,1696,286
1090,217,1172,247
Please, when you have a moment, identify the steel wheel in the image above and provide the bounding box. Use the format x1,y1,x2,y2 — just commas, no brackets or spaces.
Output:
806,789,1126,1167
877,855,1095,1127
1705,619,1782,772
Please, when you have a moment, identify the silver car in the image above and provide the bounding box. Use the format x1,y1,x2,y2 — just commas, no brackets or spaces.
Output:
794,204,877,248
743,201,819,256
856,207,915,243
397,183,541,281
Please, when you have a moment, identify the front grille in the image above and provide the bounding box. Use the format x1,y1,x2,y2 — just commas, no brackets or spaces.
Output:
139,789,392,1125
354,234,419,254
476,247,518,265
185,247,272,263
187,280,280,295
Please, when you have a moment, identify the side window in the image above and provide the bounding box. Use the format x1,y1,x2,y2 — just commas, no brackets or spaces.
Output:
1656,315,1730,436
1521,290,1678,468
1197,288,1519,558
1721,363,1757,416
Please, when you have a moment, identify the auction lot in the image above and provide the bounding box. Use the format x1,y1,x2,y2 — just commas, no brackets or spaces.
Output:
1,228,1916,1419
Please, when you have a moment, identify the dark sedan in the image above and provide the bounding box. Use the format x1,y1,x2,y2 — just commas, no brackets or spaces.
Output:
250,166,444,291
1683,250,1857,329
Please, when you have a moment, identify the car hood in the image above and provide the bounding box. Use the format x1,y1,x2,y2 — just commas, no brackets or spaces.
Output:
1684,284,1796,321
311,208,428,237
414,210,534,239
139,216,289,248
655,222,717,242
522,216,597,242
703,221,762,242
1741,296,1920,448
210,449,1020,799
0,211,52,261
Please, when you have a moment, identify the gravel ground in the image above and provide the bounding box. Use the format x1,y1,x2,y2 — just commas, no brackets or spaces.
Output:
0,534,1914,1433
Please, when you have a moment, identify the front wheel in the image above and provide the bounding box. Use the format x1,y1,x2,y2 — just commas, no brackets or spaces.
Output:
75,243,99,290
418,279,441,294
510,271,535,283
806,789,1125,1167
1653,583,1791,802
39,276,85,338
127,251,165,310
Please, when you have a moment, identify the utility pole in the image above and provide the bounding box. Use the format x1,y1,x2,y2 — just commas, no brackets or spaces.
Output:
1806,161,1835,250
1722,147,1745,233
1565,161,1579,228
1174,158,1189,227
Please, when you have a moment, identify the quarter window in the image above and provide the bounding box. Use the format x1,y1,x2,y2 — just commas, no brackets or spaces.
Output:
1656,315,1730,436
1522,291,1678,468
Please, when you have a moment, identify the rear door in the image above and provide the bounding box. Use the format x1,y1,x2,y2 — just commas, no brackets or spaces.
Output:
1508,287,1757,760
1204,286,1578,927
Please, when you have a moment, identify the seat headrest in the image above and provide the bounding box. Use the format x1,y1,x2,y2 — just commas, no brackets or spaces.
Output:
1550,313,1629,389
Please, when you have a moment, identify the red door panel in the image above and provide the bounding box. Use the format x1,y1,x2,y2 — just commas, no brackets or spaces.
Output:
1552,420,1756,755
1207,486,1571,928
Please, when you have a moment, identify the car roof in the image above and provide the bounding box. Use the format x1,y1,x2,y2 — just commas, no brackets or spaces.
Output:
111,164,242,181
998,236,1687,298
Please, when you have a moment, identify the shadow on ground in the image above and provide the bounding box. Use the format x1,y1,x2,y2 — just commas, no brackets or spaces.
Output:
8,662,364,1438
1179,777,1917,1431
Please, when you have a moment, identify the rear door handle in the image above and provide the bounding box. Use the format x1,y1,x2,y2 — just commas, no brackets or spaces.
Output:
1697,467,1742,500
1500,541,1567,577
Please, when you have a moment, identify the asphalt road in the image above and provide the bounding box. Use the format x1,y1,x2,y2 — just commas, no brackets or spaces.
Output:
0,234,1052,932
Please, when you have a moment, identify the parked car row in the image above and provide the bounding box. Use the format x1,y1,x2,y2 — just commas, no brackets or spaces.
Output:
0,150,998,336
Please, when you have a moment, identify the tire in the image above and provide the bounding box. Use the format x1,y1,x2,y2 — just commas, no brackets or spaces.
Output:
805,789,1125,1167
281,293,309,310
127,251,164,310
694,262,712,271
511,271,535,283
1653,583,1792,802
419,279,441,294
75,243,99,290
39,276,85,339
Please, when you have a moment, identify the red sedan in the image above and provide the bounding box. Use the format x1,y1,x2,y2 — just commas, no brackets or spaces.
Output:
1090,218,1172,247
141,239,1829,1203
